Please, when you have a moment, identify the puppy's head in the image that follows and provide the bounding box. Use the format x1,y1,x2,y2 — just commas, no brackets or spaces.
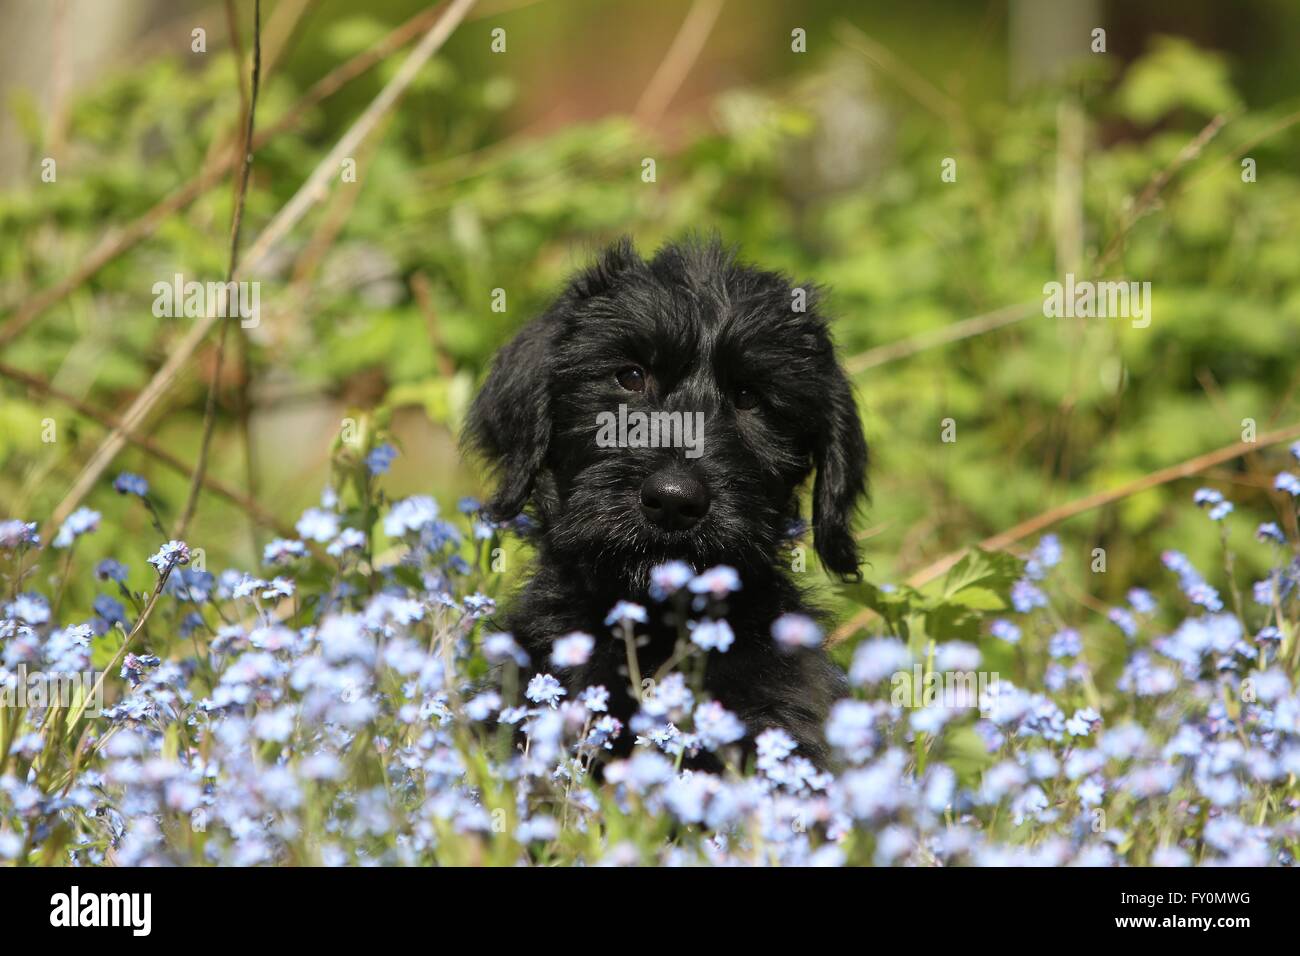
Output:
463,236,868,589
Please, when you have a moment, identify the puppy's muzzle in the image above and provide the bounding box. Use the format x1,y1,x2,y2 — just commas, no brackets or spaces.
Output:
640,468,710,531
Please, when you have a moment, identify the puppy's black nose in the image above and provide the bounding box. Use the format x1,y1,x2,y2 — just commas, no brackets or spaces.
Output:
640,469,710,531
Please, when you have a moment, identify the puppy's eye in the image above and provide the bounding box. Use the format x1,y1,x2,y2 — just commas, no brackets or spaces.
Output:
616,366,646,392
734,386,760,410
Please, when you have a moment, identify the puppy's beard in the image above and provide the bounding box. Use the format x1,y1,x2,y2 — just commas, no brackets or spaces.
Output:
546,500,779,595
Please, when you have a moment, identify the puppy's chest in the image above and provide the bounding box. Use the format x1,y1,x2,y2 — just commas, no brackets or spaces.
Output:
569,620,682,691
558,616,770,713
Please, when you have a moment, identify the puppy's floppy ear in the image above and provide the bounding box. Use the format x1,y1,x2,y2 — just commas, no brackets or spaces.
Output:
812,361,869,580
464,317,555,520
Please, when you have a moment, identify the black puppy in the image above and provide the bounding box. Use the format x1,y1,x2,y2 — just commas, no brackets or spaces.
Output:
464,237,868,766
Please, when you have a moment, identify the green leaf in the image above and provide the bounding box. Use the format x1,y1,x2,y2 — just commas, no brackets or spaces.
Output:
946,586,1006,611
931,548,1023,602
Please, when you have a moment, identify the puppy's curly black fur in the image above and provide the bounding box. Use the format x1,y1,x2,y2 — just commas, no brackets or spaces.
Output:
463,236,868,766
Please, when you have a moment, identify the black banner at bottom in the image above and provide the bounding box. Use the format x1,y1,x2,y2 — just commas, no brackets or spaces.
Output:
1,864,1277,941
